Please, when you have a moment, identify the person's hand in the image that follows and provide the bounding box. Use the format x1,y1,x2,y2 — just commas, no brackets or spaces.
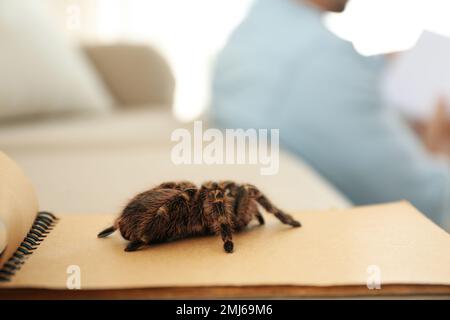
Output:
423,98,450,155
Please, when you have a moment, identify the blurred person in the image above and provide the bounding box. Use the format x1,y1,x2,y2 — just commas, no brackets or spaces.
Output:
211,0,450,230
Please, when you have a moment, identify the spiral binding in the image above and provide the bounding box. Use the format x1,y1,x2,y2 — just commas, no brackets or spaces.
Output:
0,212,58,282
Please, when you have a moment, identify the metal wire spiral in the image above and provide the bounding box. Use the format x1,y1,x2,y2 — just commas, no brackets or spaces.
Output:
0,212,58,282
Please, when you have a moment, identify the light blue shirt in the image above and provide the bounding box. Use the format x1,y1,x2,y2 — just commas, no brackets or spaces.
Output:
212,0,450,229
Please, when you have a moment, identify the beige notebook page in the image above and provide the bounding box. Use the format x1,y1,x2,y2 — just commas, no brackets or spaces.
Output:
2,201,450,289
0,152,38,269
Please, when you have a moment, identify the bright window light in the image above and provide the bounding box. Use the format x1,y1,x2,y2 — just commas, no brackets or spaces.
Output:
325,0,450,55
95,0,254,122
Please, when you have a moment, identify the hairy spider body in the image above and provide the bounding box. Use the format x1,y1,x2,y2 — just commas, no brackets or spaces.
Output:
98,181,301,253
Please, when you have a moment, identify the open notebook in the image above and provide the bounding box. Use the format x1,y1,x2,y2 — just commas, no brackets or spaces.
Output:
0,152,450,298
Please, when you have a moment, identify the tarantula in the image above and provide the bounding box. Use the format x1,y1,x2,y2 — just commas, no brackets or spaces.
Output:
98,181,301,253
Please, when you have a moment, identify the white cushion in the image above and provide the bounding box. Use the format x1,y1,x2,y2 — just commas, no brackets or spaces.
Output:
0,108,182,149
0,0,113,120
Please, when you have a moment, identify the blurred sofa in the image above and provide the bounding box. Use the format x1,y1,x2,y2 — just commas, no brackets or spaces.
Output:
0,42,350,214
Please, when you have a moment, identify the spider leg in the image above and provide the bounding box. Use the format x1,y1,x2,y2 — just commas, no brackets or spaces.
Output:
124,240,145,252
204,186,235,253
255,211,265,225
214,200,234,253
220,222,234,253
98,218,120,238
234,185,265,227
244,184,301,228
97,225,116,238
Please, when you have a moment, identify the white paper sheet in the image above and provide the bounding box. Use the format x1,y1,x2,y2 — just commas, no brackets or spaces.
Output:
382,31,450,120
